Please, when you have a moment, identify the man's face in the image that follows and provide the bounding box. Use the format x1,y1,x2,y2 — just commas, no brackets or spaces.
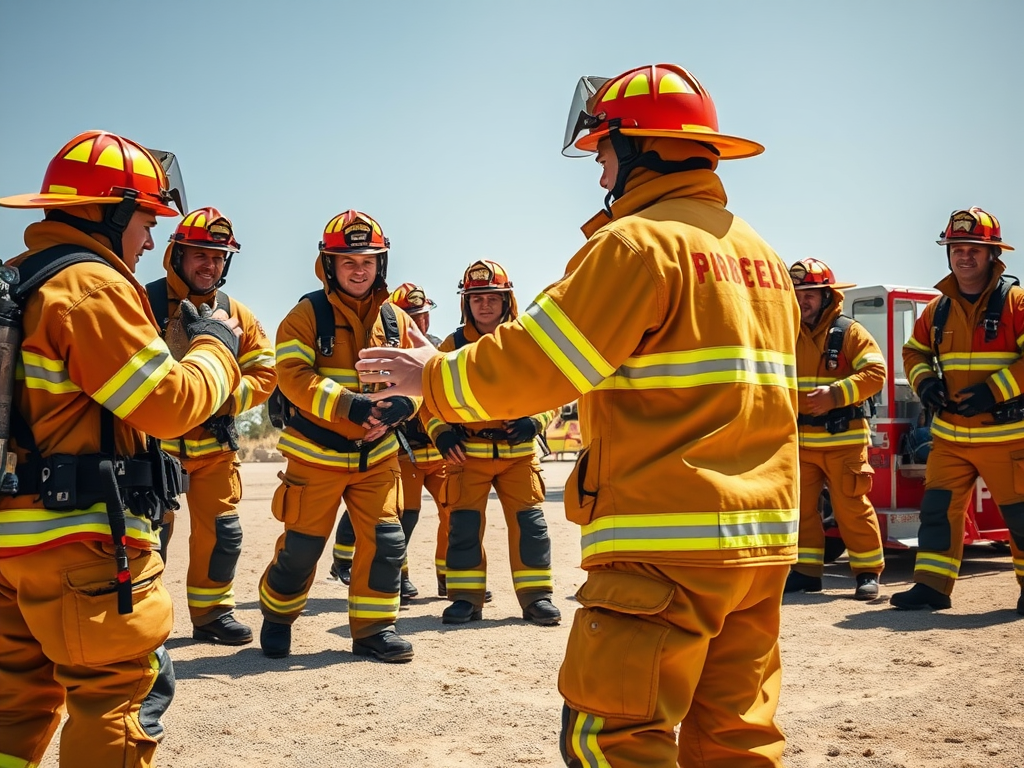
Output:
949,243,994,287
180,245,227,294
412,311,430,335
468,292,504,328
797,288,825,326
595,139,618,192
333,253,378,298
120,210,157,273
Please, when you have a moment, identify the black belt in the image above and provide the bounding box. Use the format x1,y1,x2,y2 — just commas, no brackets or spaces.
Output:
797,404,868,434
289,414,386,472
16,455,155,498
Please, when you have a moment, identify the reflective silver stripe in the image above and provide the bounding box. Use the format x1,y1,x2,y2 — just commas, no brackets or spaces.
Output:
96,346,174,417
522,301,610,390
443,353,485,422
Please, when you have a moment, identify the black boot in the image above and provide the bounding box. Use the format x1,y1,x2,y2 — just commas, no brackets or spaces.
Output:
889,582,951,610
400,574,419,605
329,561,351,585
784,570,822,594
442,600,482,624
352,630,414,663
260,619,292,658
854,573,879,601
192,613,253,645
1016,588,1023,616
523,598,561,626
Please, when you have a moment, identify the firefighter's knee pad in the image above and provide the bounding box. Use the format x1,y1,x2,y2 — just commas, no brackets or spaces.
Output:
139,645,175,740
400,509,420,541
336,510,356,547
517,508,552,568
919,489,953,552
448,510,483,570
268,530,326,595
999,502,1024,549
209,515,242,583
369,522,405,594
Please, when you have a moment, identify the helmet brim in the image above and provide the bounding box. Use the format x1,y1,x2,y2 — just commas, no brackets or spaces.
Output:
937,237,1014,251
794,282,856,291
0,192,179,217
320,246,389,256
173,237,240,253
574,127,765,160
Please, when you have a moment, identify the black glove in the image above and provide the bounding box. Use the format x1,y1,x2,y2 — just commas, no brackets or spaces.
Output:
506,416,540,445
373,396,416,427
346,394,375,427
434,429,465,460
917,377,948,411
179,300,239,358
954,382,997,417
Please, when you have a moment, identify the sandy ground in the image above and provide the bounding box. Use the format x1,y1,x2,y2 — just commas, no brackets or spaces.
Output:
39,460,1024,768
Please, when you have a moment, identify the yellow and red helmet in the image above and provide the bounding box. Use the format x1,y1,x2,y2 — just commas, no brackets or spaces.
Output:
0,130,179,216
562,64,763,160
320,210,389,254
937,207,1014,251
458,260,513,294
389,282,436,314
171,207,240,252
789,258,855,291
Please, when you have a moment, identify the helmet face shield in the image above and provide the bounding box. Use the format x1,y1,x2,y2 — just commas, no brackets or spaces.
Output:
562,76,610,157
145,147,187,216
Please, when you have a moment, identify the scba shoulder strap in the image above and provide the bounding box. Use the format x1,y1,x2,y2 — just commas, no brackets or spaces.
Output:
824,315,853,371
932,275,1021,354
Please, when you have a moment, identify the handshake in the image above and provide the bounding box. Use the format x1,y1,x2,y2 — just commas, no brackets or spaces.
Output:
346,394,416,442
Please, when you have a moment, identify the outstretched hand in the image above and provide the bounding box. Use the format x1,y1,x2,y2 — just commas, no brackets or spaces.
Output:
356,322,439,399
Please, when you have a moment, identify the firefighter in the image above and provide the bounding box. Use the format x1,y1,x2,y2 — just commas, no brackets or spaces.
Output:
785,258,886,599
357,64,800,767
892,207,1024,614
150,208,277,645
0,131,241,767
416,260,560,627
328,282,447,601
258,210,420,663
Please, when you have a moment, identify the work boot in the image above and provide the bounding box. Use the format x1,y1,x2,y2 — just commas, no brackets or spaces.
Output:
400,574,419,605
437,574,447,597
352,630,414,663
442,600,482,624
889,583,951,610
783,570,822,594
260,619,292,659
854,573,879,601
523,598,561,626
328,561,351,585
1017,588,1024,617
192,613,253,645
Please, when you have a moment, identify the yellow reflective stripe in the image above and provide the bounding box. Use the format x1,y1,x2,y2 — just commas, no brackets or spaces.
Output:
0,752,36,768
512,569,553,589
161,435,226,457
445,570,487,589
837,378,857,404
938,352,1018,372
186,585,234,607
595,347,796,391
440,349,491,422
569,712,611,768
0,506,158,549
915,552,959,578
847,548,884,568
277,431,398,469
408,445,442,463
21,350,81,394
796,547,824,565
1013,558,1024,578
259,583,306,613
348,594,400,619
276,339,315,365
320,367,359,388
1017,331,1024,349
905,336,931,354
932,416,1024,444
312,378,343,420
521,295,615,393
991,369,1020,400
93,338,174,418
184,348,231,413
462,439,537,460
798,425,870,447
425,417,447,440
580,509,798,559
908,363,933,384
852,351,885,369
240,348,275,371
533,410,554,430
234,379,254,413
333,542,354,558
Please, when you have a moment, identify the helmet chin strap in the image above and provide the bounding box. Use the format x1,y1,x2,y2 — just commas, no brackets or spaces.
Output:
47,191,139,261
604,123,716,215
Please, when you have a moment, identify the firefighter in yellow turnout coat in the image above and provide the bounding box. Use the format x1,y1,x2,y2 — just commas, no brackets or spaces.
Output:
0,131,242,768
150,208,276,644
426,261,560,626
786,258,886,599
892,208,1024,615
358,65,800,768
259,210,420,663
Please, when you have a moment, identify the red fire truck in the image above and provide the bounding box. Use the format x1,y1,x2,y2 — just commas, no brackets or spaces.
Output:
822,284,1010,559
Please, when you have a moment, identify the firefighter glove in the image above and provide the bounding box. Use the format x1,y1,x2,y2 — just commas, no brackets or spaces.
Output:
917,377,948,411
373,396,416,427
954,382,997,417
435,429,465,459
179,300,239,358
346,394,375,426
506,416,540,445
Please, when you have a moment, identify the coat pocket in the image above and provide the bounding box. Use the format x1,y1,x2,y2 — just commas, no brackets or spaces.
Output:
564,439,600,525
270,471,305,525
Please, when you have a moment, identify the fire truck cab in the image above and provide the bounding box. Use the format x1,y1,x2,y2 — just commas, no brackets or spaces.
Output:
828,285,1011,551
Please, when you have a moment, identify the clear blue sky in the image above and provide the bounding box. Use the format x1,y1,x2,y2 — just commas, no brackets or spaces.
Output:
2,1,1022,337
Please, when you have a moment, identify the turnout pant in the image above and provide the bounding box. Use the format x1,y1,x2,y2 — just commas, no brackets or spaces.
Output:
444,454,553,609
0,542,174,768
259,457,405,640
559,562,789,768
795,444,884,578
161,452,244,626
913,437,1024,595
